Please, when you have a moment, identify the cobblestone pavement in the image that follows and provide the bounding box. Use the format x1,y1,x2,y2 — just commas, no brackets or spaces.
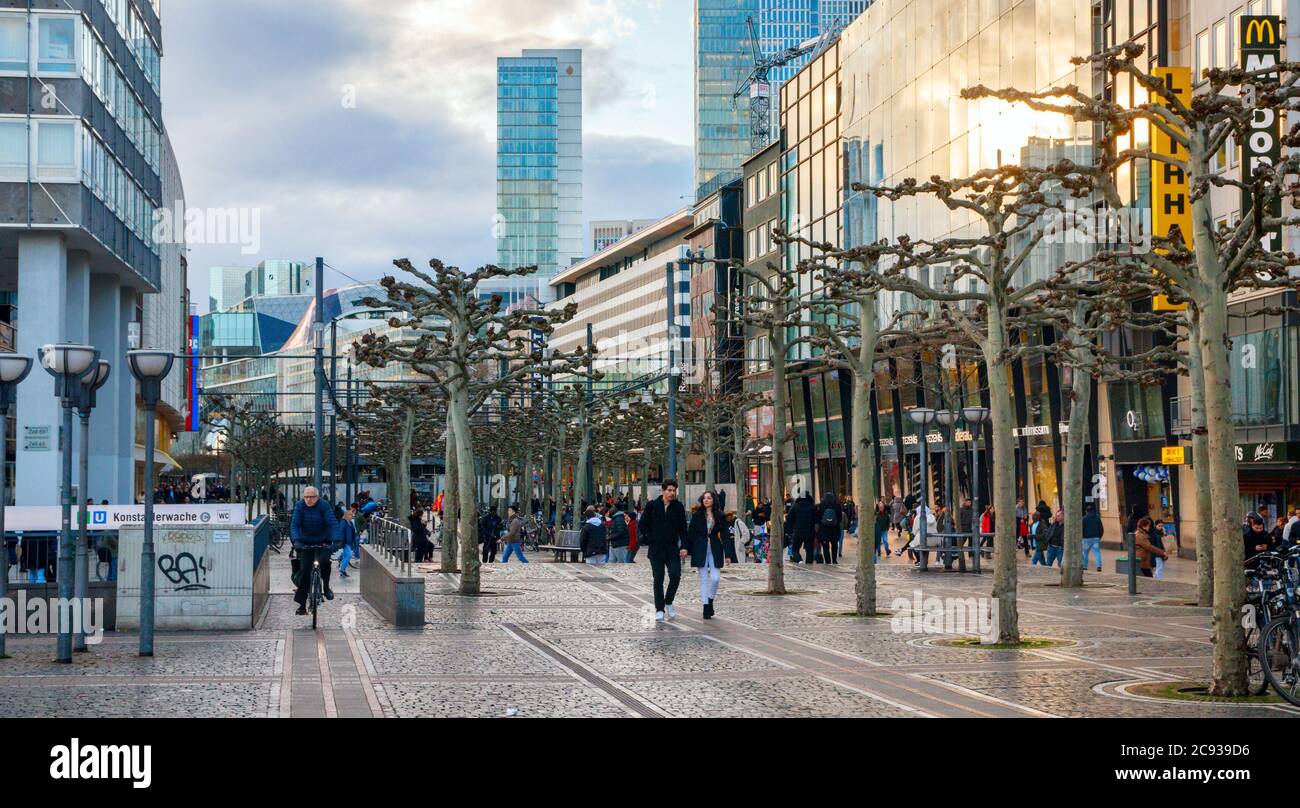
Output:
2,546,1297,718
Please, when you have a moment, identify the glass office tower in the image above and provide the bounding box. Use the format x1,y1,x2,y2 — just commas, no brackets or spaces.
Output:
695,1,869,200
494,49,583,304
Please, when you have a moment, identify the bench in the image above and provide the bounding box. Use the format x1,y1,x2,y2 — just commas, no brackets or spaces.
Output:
538,529,582,562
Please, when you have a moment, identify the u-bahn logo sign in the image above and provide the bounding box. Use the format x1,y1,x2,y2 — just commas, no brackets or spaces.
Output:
1241,15,1282,252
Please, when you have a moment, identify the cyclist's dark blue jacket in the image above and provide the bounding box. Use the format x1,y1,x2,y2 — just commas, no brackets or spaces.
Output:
291,499,339,547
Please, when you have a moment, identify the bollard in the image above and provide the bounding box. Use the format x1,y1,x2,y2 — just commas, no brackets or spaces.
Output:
1127,531,1137,596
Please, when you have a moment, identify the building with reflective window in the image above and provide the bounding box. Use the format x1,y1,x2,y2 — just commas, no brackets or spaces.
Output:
494,48,582,305
695,1,870,199
0,1,175,505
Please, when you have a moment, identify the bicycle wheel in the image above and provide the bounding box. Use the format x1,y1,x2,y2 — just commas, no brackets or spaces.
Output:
1260,618,1300,706
1246,625,1268,696
310,569,321,631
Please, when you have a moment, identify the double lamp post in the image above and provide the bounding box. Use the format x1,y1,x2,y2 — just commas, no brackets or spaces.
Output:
0,344,173,662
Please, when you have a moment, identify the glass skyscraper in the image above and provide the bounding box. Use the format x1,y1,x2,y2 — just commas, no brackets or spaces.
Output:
695,1,870,199
494,49,582,304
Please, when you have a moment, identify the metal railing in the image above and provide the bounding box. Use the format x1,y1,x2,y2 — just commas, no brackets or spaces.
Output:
367,516,412,576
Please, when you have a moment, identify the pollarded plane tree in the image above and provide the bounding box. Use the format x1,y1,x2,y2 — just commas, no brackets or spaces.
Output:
340,383,444,526
966,40,1300,692
1035,253,1184,591
678,387,766,502
779,236,936,614
801,157,1103,643
205,396,290,520
354,260,592,595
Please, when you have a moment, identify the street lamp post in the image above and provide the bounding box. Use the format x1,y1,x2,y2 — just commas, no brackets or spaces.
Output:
962,406,991,575
935,409,959,571
907,407,937,572
128,349,175,658
73,360,111,652
41,343,100,663
0,353,32,659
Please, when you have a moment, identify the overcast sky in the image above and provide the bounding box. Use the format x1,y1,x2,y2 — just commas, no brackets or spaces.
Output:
161,0,694,310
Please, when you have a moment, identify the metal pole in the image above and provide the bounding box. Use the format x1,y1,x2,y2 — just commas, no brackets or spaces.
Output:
918,422,929,573
313,257,324,491
585,324,594,503
74,410,89,652
1127,528,1137,596
971,428,981,575
0,400,8,658
140,398,157,657
346,368,354,506
329,319,337,506
56,399,74,662
665,262,678,479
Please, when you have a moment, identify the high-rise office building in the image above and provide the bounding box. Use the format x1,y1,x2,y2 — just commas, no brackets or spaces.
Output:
494,48,583,304
209,266,249,312
694,1,869,199
0,1,178,505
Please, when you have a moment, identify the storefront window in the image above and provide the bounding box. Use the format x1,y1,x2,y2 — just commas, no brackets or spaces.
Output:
1231,328,1284,427
1108,380,1166,441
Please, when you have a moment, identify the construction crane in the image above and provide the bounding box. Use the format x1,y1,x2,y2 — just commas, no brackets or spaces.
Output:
733,15,837,154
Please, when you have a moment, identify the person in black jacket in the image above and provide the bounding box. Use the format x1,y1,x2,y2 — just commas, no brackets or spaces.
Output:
579,506,609,564
479,507,502,563
816,493,843,564
638,479,688,621
789,493,818,564
1082,503,1105,572
687,491,736,619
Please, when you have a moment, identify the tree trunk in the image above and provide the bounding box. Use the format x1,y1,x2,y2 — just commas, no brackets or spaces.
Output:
767,326,788,595
448,383,480,594
704,431,717,490
1060,322,1091,589
1187,315,1214,607
441,422,459,572
852,295,880,614
1200,291,1247,695
575,408,591,510
640,458,650,509
986,306,1020,643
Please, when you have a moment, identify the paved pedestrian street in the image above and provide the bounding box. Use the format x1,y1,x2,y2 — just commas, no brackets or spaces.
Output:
2,549,1297,719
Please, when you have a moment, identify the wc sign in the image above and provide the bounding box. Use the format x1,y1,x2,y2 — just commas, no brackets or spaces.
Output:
1241,15,1282,251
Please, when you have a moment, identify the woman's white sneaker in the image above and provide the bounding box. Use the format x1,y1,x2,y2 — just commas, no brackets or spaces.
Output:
654,610,665,622
665,605,677,620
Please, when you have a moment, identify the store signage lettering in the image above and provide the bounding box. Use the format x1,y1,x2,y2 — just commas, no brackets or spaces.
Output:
1161,446,1186,466
1013,425,1051,437
1241,15,1283,253
1236,442,1287,462
1151,66,1192,312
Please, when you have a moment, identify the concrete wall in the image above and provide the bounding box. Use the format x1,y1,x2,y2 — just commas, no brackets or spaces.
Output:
359,546,424,628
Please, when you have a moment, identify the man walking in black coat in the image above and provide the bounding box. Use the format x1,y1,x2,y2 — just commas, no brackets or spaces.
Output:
789,493,818,564
638,479,688,621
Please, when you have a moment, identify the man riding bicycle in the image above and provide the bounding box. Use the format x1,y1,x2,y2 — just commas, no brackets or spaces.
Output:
291,486,339,616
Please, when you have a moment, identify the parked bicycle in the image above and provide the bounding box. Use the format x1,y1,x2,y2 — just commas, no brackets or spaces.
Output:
1253,548,1300,706
521,515,551,551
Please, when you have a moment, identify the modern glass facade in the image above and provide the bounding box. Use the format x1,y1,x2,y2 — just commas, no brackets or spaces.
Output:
494,48,582,304
696,1,869,198
695,0,759,196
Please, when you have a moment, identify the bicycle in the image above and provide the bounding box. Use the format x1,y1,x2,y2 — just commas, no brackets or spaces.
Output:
1251,548,1300,704
292,545,327,633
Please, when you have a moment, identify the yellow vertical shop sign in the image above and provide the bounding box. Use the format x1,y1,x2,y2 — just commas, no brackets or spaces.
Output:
1151,66,1191,312
1161,445,1187,466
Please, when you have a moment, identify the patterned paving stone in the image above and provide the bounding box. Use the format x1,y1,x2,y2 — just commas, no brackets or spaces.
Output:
917,668,1295,718
361,636,567,676
0,682,273,717
383,681,631,718
624,675,916,718
550,635,786,676
777,631,1050,666
1059,638,1213,660
0,638,280,678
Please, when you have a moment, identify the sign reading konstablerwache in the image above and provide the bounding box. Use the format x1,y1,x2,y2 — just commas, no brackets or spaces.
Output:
1241,15,1282,253
2,504,246,532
